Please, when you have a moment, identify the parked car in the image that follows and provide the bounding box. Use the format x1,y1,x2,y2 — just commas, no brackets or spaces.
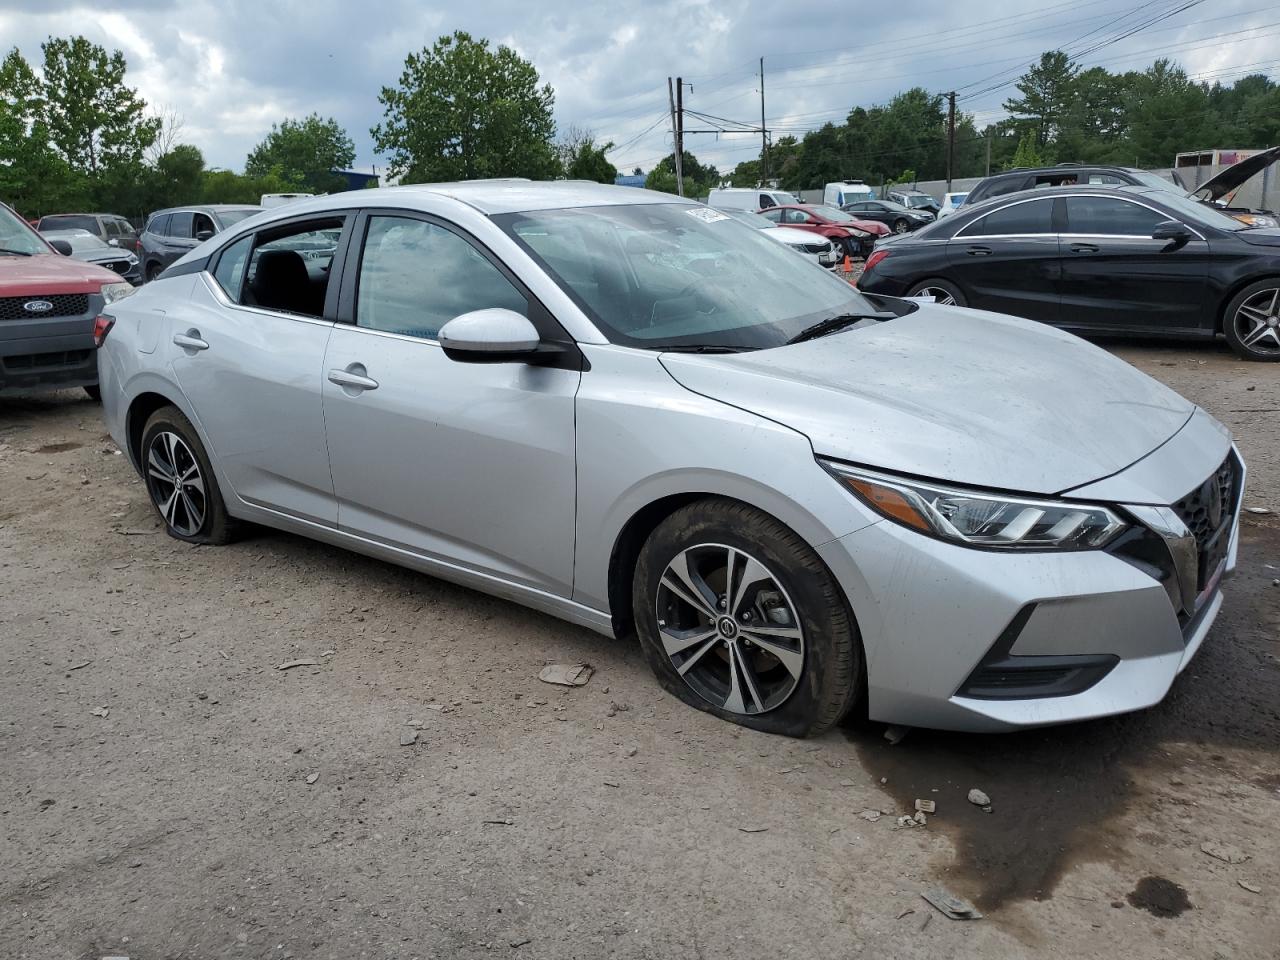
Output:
937,191,968,218
98,181,1242,736
886,190,941,214
758,204,888,258
139,205,262,281
719,208,842,269
42,229,143,285
261,192,315,208
705,187,800,211
0,202,135,398
856,184,1280,361
824,181,875,207
840,198,935,234
964,157,1280,229
35,212,139,253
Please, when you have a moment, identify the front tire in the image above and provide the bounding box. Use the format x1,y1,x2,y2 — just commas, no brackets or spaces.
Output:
893,218,910,234
633,498,861,738
1223,280,1280,361
907,278,966,306
140,405,238,544
145,262,162,283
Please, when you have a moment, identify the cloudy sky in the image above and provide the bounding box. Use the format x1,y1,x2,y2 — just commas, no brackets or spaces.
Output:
0,0,1275,177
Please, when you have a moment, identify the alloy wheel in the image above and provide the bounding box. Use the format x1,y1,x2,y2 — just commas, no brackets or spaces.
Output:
145,431,206,537
915,286,957,305
893,220,909,234
1233,287,1280,357
655,543,805,716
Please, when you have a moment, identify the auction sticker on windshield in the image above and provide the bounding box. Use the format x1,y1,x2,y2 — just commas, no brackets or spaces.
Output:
685,207,731,223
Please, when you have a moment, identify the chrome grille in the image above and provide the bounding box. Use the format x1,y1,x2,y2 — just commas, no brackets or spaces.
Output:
1171,453,1240,591
0,294,90,321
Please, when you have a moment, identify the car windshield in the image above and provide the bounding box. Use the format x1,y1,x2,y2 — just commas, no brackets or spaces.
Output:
0,204,51,255
41,214,98,231
902,195,933,208
722,209,776,229
497,203,878,350
214,208,260,228
808,205,858,222
948,193,968,204
1128,170,1183,194
1147,191,1249,231
44,231,109,252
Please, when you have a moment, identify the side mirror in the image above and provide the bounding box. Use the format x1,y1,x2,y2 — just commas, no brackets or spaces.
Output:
438,308,541,363
195,230,215,242
49,239,73,256
1152,220,1192,242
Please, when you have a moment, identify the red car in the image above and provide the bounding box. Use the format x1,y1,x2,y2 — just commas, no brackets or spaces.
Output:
759,204,890,259
1,202,136,398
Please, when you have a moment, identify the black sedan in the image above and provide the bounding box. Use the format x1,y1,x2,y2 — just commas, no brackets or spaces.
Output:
840,199,935,234
41,229,143,285
856,185,1280,361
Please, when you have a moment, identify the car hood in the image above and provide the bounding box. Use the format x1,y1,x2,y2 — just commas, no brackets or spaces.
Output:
659,306,1195,495
768,226,827,246
1193,145,1280,201
850,219,891,235
0,252,120,295
1233,227,1280,247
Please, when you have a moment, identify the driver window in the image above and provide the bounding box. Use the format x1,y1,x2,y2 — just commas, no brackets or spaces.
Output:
759,208,783,223
783,210,808,225
239,218,344,317
193,213,216,237
356,215,527,341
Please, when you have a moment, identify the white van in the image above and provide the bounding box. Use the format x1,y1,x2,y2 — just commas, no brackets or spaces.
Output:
260,193,315,208
705,187,799,211
823,181,875,207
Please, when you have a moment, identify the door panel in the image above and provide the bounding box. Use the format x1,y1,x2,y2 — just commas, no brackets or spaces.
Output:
322,328,579,593
947,197,1060,323
169,277,337,523
1059,196,1210,333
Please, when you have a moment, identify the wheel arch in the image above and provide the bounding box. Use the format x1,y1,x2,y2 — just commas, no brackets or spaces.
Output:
1215,273,1280,334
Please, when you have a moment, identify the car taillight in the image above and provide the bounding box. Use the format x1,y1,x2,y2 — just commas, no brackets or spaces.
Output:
93,314,115,347
863,250,890,273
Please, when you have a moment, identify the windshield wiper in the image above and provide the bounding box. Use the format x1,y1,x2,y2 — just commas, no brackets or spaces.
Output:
658,344,756,354
0,247,34,257
785,312,895,345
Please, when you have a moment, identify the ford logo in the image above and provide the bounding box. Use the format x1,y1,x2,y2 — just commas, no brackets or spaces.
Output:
23,300,54,313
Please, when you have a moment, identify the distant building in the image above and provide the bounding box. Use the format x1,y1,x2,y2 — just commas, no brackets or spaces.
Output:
334,169,380,190
614,174,646,188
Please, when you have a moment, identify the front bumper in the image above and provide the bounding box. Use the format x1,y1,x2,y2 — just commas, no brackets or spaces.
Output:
0,306,100,394
814,429,1242,732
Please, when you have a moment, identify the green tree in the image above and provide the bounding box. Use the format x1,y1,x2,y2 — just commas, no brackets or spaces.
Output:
1008,130,1046,169
566,138,617,183
372,31,558,182
245,113,354,193
1004,51,1078,148
644,151,719,197
153,144,205,207
0,47,88,215
39,35,157,176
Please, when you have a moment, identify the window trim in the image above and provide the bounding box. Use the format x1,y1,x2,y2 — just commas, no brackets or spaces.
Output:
1061,194,1206,241
955,195,1059,239
333,207,585,371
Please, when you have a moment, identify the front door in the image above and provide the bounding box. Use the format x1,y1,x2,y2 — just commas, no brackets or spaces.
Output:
946,196,1061,324
168,216,347,525
321,211,580,596
1058,195,1209,335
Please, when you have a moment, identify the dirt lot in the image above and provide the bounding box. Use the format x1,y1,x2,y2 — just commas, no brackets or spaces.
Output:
1,339,1277,959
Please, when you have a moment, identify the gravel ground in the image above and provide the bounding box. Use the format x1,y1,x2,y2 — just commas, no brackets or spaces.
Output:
0,338,1277,959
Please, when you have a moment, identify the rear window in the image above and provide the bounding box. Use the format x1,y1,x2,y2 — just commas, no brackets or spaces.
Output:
960,197,1055,236
40,214,97,232
148,213,172,236
169,211,195,239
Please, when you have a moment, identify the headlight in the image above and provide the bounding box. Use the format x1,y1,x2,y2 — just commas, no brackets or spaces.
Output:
821,461,1127,550
1234,213,1278,228
100,281,136,305
126,253,139,264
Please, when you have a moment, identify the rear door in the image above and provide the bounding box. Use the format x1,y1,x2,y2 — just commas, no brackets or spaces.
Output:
321,210,580,595
160,211,198,268
1058,194,1209,334
946,196,1061,323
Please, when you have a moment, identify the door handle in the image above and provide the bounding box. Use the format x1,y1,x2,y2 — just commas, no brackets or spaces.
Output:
1070,243,1099,254
172,330,209,351
327,364,379,392
965,245,992,256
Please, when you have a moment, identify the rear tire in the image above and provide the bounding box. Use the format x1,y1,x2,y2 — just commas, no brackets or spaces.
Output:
907,278,966,307
1223,279,1280,361
893,218,910,234
140,405,239,544
145,262,162,283
83,384,101,401
633,498,862,738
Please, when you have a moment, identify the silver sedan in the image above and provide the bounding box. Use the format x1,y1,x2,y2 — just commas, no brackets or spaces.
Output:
97,181,1244,736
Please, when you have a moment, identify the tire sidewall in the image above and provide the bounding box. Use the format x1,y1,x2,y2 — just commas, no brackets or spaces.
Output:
1224,280,1280,362
633,501,859,738
908,278,965,307
140,406,228,543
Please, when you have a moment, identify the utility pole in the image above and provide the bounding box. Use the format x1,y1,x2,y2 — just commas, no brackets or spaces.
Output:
946,91,956,191
985,127,992,177
675,76,686,196
759,57,769,185
667,77,684,197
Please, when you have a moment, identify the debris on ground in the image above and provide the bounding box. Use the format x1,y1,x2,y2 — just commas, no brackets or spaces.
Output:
921,887,983,920
90,706,109,718
1245,506,1271,515
914,799,935,814
738,826,768,833
483,818,514,825
509,938,531,948
1200,841,1249,864
277,659,319,671
967,788,992,807
1238,880,1262,894
913,811,927,825
858,809,882,822
305,772,319,785
400,730,418,746
883,725,909,745
538,662,593,686
623,745,638,757
68,660,92,671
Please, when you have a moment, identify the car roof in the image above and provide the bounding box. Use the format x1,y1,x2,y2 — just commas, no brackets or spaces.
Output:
152,204,263,215
41,228,97,236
